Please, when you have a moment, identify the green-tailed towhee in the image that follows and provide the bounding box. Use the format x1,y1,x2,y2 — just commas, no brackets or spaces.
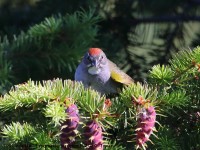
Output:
75,48,134,94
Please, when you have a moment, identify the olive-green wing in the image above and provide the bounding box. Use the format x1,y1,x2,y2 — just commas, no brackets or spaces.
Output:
108,60,134,85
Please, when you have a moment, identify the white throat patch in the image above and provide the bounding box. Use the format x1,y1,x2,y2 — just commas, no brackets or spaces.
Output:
88,66,101,75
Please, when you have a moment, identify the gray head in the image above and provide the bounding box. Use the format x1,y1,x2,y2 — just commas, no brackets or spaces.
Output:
83,48,108,75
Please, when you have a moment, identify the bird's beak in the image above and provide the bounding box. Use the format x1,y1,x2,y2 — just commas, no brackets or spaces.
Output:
91,59,98,68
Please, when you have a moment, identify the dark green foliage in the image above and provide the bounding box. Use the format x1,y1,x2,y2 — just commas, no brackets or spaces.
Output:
0,10,99,93
150,126,181,150
148,47,200,149
93,0,200,81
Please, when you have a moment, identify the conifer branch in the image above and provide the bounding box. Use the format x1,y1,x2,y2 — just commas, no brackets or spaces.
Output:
0,10,100,92
2,122,36,143
0,44,199,149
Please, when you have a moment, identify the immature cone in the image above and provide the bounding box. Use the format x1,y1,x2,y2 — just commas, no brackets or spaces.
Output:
136,106,156,149
84,120,103,150
60,104,79,150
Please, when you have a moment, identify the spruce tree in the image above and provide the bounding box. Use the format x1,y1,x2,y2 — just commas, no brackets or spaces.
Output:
0,4,199,150
0,47,200,149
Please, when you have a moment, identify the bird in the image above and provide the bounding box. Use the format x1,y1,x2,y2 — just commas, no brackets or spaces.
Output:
75,48,134,94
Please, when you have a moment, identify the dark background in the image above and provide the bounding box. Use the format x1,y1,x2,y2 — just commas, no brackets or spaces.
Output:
0,0,200,90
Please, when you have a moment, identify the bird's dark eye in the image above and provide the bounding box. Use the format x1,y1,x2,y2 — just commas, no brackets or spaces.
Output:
87,56,92,62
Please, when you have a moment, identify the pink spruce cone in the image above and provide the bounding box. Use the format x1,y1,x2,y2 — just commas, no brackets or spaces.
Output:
60,104,79,150
136,106,156,148
84,120,103,150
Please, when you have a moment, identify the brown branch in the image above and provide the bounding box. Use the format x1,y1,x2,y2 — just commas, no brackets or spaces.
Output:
100,15,200,28
131,15,200,24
